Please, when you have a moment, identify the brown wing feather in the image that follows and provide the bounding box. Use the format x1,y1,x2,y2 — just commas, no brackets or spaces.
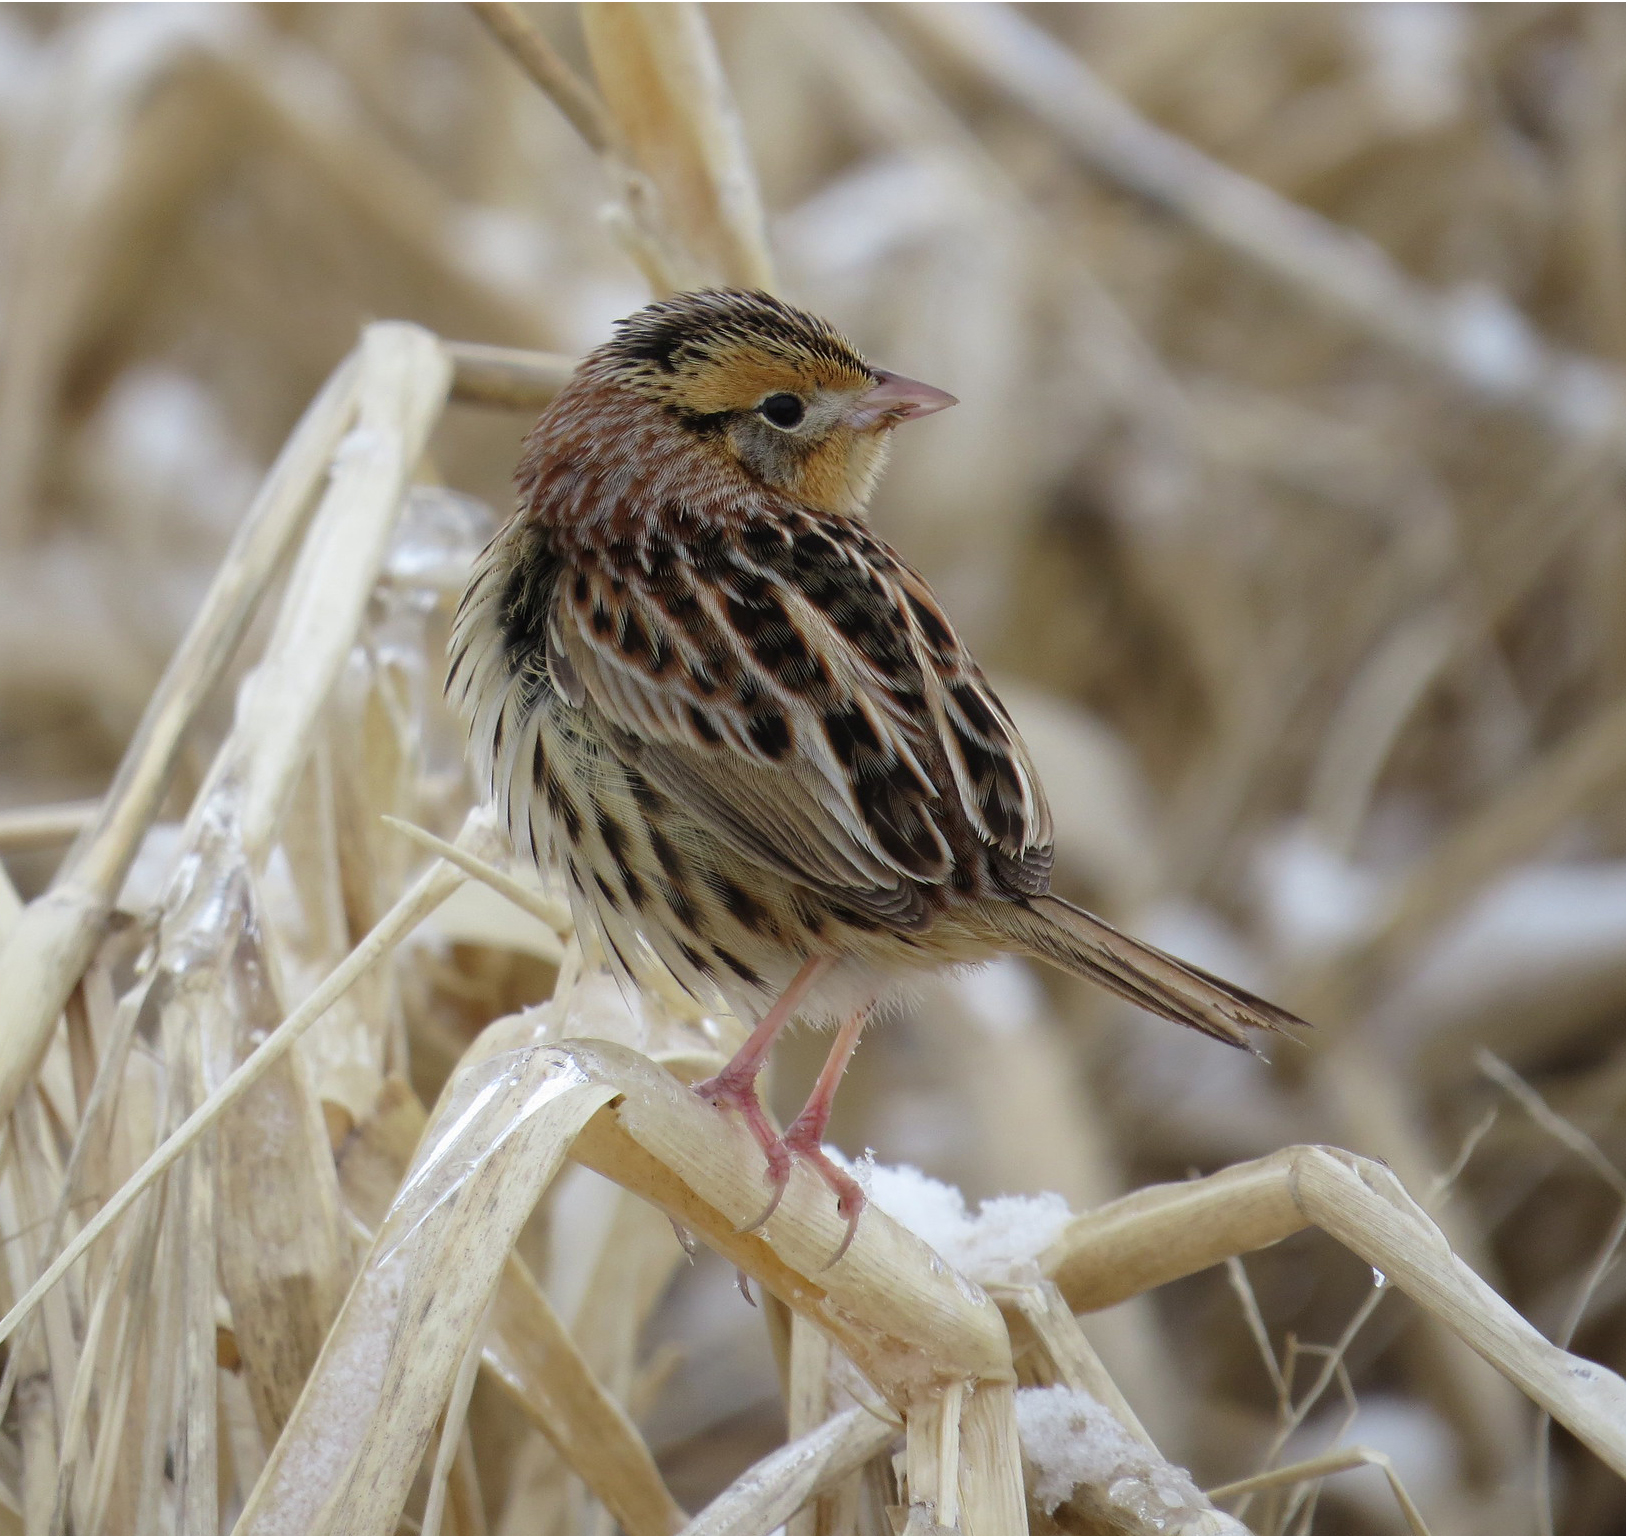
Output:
550,506,1053,907
888,563,1052,892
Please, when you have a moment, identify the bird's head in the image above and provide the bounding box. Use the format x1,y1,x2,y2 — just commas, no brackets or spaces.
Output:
589,289,955,515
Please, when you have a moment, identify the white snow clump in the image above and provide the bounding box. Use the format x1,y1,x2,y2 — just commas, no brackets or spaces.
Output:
859,1162,1073,1286
1015,1385,1209,1523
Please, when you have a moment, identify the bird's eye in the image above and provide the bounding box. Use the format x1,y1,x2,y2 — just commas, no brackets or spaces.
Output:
756,393,806,429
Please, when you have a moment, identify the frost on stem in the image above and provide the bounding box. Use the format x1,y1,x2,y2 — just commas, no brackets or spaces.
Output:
1015,1384,1214,1527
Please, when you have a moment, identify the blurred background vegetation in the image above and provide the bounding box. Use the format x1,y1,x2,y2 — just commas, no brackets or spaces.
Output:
6,4,1626,1533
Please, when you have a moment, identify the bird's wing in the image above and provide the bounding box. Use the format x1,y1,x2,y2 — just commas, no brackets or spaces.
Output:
551,510,1052,910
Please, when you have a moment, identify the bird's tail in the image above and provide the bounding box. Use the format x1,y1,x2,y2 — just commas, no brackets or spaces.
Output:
1002,893,1305,1049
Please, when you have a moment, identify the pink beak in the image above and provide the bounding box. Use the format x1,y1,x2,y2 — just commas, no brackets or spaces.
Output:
850,369,958,430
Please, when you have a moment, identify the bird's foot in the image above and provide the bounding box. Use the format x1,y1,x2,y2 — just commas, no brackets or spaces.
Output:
779,1112,866,1267
693,1069,793,1197
695,1072,865,1260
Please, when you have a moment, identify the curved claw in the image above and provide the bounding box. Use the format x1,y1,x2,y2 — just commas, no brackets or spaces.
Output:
734,1170,790,1235
818,1196,863,1270
783,1128,867,1268
669,1218,698,1260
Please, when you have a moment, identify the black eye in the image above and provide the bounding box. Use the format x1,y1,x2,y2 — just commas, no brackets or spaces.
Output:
756,393,806,429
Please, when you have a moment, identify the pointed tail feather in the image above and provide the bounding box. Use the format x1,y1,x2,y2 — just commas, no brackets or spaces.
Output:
1006,894,1306,1049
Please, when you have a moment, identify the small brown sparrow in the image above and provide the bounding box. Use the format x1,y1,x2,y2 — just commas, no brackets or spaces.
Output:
450,290,1301,1256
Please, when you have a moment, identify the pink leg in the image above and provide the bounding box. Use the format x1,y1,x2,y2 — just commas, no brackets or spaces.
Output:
693,955,833,1189
779,1008,872,1264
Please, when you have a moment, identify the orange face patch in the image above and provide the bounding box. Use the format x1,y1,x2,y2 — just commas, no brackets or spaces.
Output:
796,430,863,510
671,340,873,415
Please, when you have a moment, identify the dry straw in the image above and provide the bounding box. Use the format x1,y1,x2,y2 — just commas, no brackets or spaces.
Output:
4,5,1626,1535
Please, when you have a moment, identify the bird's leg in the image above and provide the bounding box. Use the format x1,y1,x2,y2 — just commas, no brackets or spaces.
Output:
777,1006,872,1263
734,1002,873,1251
694,955,832,1187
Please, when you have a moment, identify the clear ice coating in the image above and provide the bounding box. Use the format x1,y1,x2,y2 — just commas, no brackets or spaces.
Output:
373,1046,591,1264
383,485,496,591
367,485,499,791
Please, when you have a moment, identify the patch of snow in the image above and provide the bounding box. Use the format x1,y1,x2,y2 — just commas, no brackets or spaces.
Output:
332,423,389,470
1278,1395,1459,1524
0,13,41,124
994,680,1159,900
1101,900,1308,1158
68,3,243,104
555,274,649,356
861,1162,1073,1286
115,821,185,915
1015,1385,1207,1523
1546,358,1621,444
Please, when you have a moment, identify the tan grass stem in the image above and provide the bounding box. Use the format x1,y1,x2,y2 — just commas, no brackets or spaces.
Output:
1044,1144,1626,1478
0,348,363,1130
0,852,468,1355
470,2,617,154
